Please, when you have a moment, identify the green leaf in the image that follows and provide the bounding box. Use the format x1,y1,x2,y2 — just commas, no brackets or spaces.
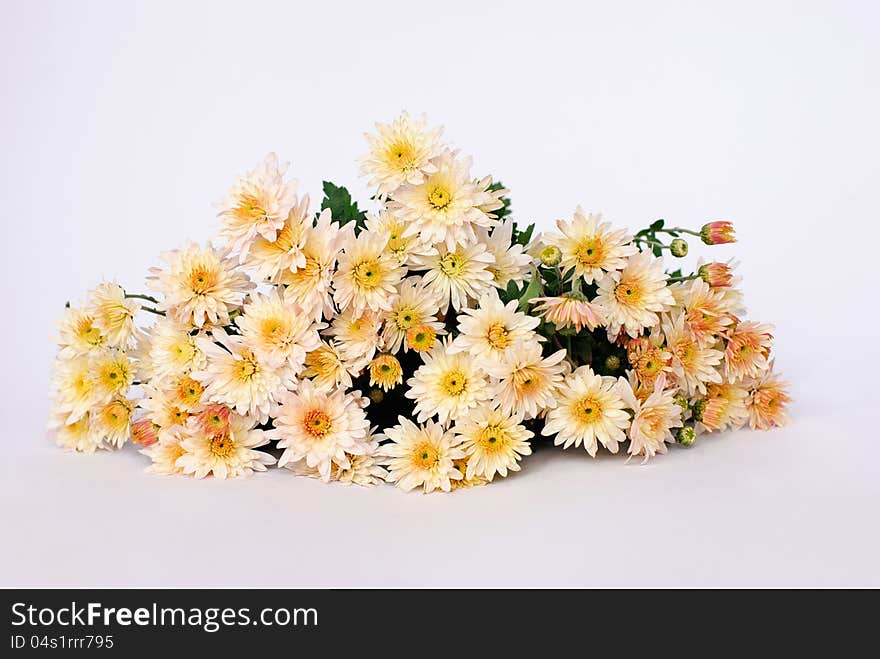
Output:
652,244,662,257
649,218,665,231
518,265,544,311
668,268,683,278
499,279,524,304
320,181,367,231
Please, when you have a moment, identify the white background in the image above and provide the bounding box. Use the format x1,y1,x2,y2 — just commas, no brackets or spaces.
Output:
1,0,877,587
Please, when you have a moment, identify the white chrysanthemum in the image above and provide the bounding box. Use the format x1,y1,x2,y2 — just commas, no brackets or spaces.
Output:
545,207,637,284
452,406,533,481
662,312,723,395
476,220,532,289
337,432,389,486
450,289,541,360
50,356,101,423
147,242,254,328
88,348,134,409
481,340,568,420
177,413,276,479
139,381,194,435
90,397,134,449
301,340,359,392
140,434,187,475
143,317,207,384
217,152,298,260
595,250,674,338
381,417,465,493
269,379,370,482
406,340,490,425
364,209,435,265
235,289,323,371
393,151,500,250
192,328,293,424
360,111,445,196
85,281,139,348
618,374,683,462
411,241,495,313
278,209,351,321
57,306,107,358
381,276,445,353
245,194,310,281
333,231,406,315
326,307,383,368
670,278,736,346
50,410,105,453
541,366,630,456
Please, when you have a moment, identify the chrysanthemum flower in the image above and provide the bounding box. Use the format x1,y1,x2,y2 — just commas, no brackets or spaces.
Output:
700,221,736,245
147,242,254,328
672,279,735,346
49,411,101,453
130,418,160,447
364,209,434,265
86,282,139,348
217,152,299,260
724,321,773,382
336,434,390,487
140,434,187,475
245,194,310,281
381,417,465,493
301,340,358,392
382,277,445,353
532,293,605,332
746,363,791,430
326,307,383,368
450,290,540,360
333,230,406,316
406,340,490,425
452,405,533,481
449,458,489,490
476,220,532,289
662,312,723,396
142,317,207,384
269,380,370,482
193,403,232,438
626,330,673,388
91,397,134,449
277,210,351,321
171,373,206,411
545,207,637,284
236,289,323,371
698,259,739,288
360,111,445,196
393,151,500,250
406,324,440,353
193,328,293,424
542,366,630,456
88,348,134,407
57,306,107,358
697,381,749,432
411,241,496,313
369,354,403,391
618,374,683,462
177,413,276,479
139,383,192,433
50,356,101,423
595,250,674,338
481,340,568,420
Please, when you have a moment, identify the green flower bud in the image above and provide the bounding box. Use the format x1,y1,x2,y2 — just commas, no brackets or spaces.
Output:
669,238,689,257
604,355,621,372
674,395,689,412
691,398,707,422
676,426,697,446
368,388,384,404
539,245,562,267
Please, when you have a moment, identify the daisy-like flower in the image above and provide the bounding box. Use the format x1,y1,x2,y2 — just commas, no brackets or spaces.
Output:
364,209,434,265
88,348,134,408
141,434,187,475
618,374,683,462
393,151,499,250
476,220,532,290
139,383,192,433
406,340,490,425
333,231,405,315
57,306,106,358
381,417,465,493
411,241,495,313
531,293,605,332
482,340,568,420
595,250,674,338
335,430,389,487
369,354,403,391
236,289,323,371
85,282,139,348
671,278,735,345
452,405,533,481
147,242,254,328
130,418,160,447
50,356,101,423
278,209,351,321
217,152,298,259
381,277,445,353
193,403,232,438
326,307,383,367
746,362,791,430
662,312,723,396
724,321,773,382
361,111,445,196
269,380,370,482
90,397,134,449
406,323,441,353
449,290,540,360
177,413,276,479
193,328,293,424
143,317,207,384
245,194,310,281
449,458,489,490
545,207,637,284
697,382,749,432
301,340,358,392
542,366,630,456
626,331,673,388
49,411,101,453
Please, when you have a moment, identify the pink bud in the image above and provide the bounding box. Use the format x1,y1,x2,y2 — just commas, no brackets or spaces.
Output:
700,221,736,245
131,419,159,447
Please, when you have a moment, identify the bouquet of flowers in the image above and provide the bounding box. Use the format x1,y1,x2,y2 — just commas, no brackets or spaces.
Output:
48,113,791,493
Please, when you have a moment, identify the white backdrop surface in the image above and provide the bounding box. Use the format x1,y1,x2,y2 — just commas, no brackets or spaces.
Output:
1,0,877,587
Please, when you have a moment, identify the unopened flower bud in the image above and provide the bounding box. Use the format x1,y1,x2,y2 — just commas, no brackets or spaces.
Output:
368,388,384,404
130,419,159,447
539,245,562,267
698,262,734,288
676,426,697,446
605,355,621,372
691,398,707,422
669,238,689,257
700,221,736,245
674,395,689,413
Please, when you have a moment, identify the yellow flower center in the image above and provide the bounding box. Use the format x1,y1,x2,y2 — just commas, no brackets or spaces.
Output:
209,435,236,458
575,238,606,266
188,266,217,295
271,219,302,252
394,305,419,330
512,366,542,395
439,253,465,276
303,409,332,438
573,396,603,424
235,355,258,380
260,317,290,342
486,322,511,350
388,141,416,169
615,280,643,306
175,376,204,407
411,441,439,470
428,185,453,211
234,194,268,225
353,259,382,289
77,318,104,346
369,354,402,390
476,424,508,453
441,369,468,396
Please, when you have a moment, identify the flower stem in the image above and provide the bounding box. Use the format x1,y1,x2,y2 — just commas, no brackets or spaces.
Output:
663,227,701,237
140,306,166,316
125,292,160,304
634,237,669,249
667,274,700,283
